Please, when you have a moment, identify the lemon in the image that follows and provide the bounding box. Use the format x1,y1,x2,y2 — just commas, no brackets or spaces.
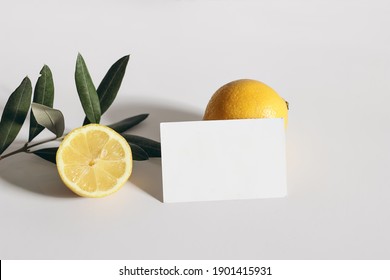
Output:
56,124,132,198
203,79,288,128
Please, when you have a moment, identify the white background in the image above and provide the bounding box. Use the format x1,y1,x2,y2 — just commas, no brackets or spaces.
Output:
1,0,390,259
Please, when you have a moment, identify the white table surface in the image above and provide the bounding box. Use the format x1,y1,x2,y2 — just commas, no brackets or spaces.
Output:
1,0,390,259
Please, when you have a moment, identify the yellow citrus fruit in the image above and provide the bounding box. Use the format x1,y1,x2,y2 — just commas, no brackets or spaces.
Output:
56,124,132,198
203,79,288,128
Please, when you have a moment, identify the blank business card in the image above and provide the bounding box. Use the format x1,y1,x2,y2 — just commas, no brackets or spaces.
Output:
160,118,287,203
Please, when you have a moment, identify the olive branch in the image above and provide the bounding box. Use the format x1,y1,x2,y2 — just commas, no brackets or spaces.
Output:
0,54,161,162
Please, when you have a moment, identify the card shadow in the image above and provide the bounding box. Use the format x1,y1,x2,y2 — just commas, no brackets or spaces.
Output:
104,101,202,202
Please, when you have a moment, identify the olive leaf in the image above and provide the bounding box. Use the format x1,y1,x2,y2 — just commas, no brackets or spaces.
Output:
31,103,64,138
0,77,32,155
108,114,149,133
122,134,161,157
129,143,149,161
83,55,130,125
75,53,101,124
29,65,55,142
98,55,129,114
32,147,57,164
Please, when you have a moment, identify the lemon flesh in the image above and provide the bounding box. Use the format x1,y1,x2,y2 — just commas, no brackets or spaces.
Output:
56,124,132,198
203,79,288,128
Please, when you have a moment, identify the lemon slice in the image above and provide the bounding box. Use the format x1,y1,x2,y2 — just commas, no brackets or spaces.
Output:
56,124,132,198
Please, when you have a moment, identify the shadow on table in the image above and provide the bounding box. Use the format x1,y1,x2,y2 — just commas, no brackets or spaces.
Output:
130,158,164,202
105,101,202,202
0,148,76,198
0,102,202,201
103,101,203,140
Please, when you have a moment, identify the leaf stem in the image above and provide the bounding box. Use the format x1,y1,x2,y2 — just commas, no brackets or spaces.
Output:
0,136,58,161
0,145,27,160
27,136,58,150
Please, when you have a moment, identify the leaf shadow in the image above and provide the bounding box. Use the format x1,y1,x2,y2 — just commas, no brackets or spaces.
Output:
104,101,202,202
0,147,76,198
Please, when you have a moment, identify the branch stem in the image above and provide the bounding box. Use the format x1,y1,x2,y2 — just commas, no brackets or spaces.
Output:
0,137,58,161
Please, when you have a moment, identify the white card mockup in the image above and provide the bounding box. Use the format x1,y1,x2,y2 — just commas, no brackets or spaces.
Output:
160,118,287,203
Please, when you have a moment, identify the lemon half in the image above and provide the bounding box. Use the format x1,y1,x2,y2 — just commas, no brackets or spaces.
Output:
56,124,132,198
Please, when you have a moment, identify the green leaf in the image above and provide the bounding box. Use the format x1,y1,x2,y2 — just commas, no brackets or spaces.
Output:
32,147,57,164
83,55,130,125
98,55,129,114
31,103,65,138
75,53,101,124
122,134,161,158
108,114,149,133
0,77,32,155
29,65,55,141
129,143,149,161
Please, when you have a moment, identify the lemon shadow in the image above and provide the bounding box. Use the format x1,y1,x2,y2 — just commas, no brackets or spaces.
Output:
104,101,202,202
0,147,76,198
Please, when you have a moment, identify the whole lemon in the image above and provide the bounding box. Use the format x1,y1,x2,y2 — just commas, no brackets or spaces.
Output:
203,79,288,128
